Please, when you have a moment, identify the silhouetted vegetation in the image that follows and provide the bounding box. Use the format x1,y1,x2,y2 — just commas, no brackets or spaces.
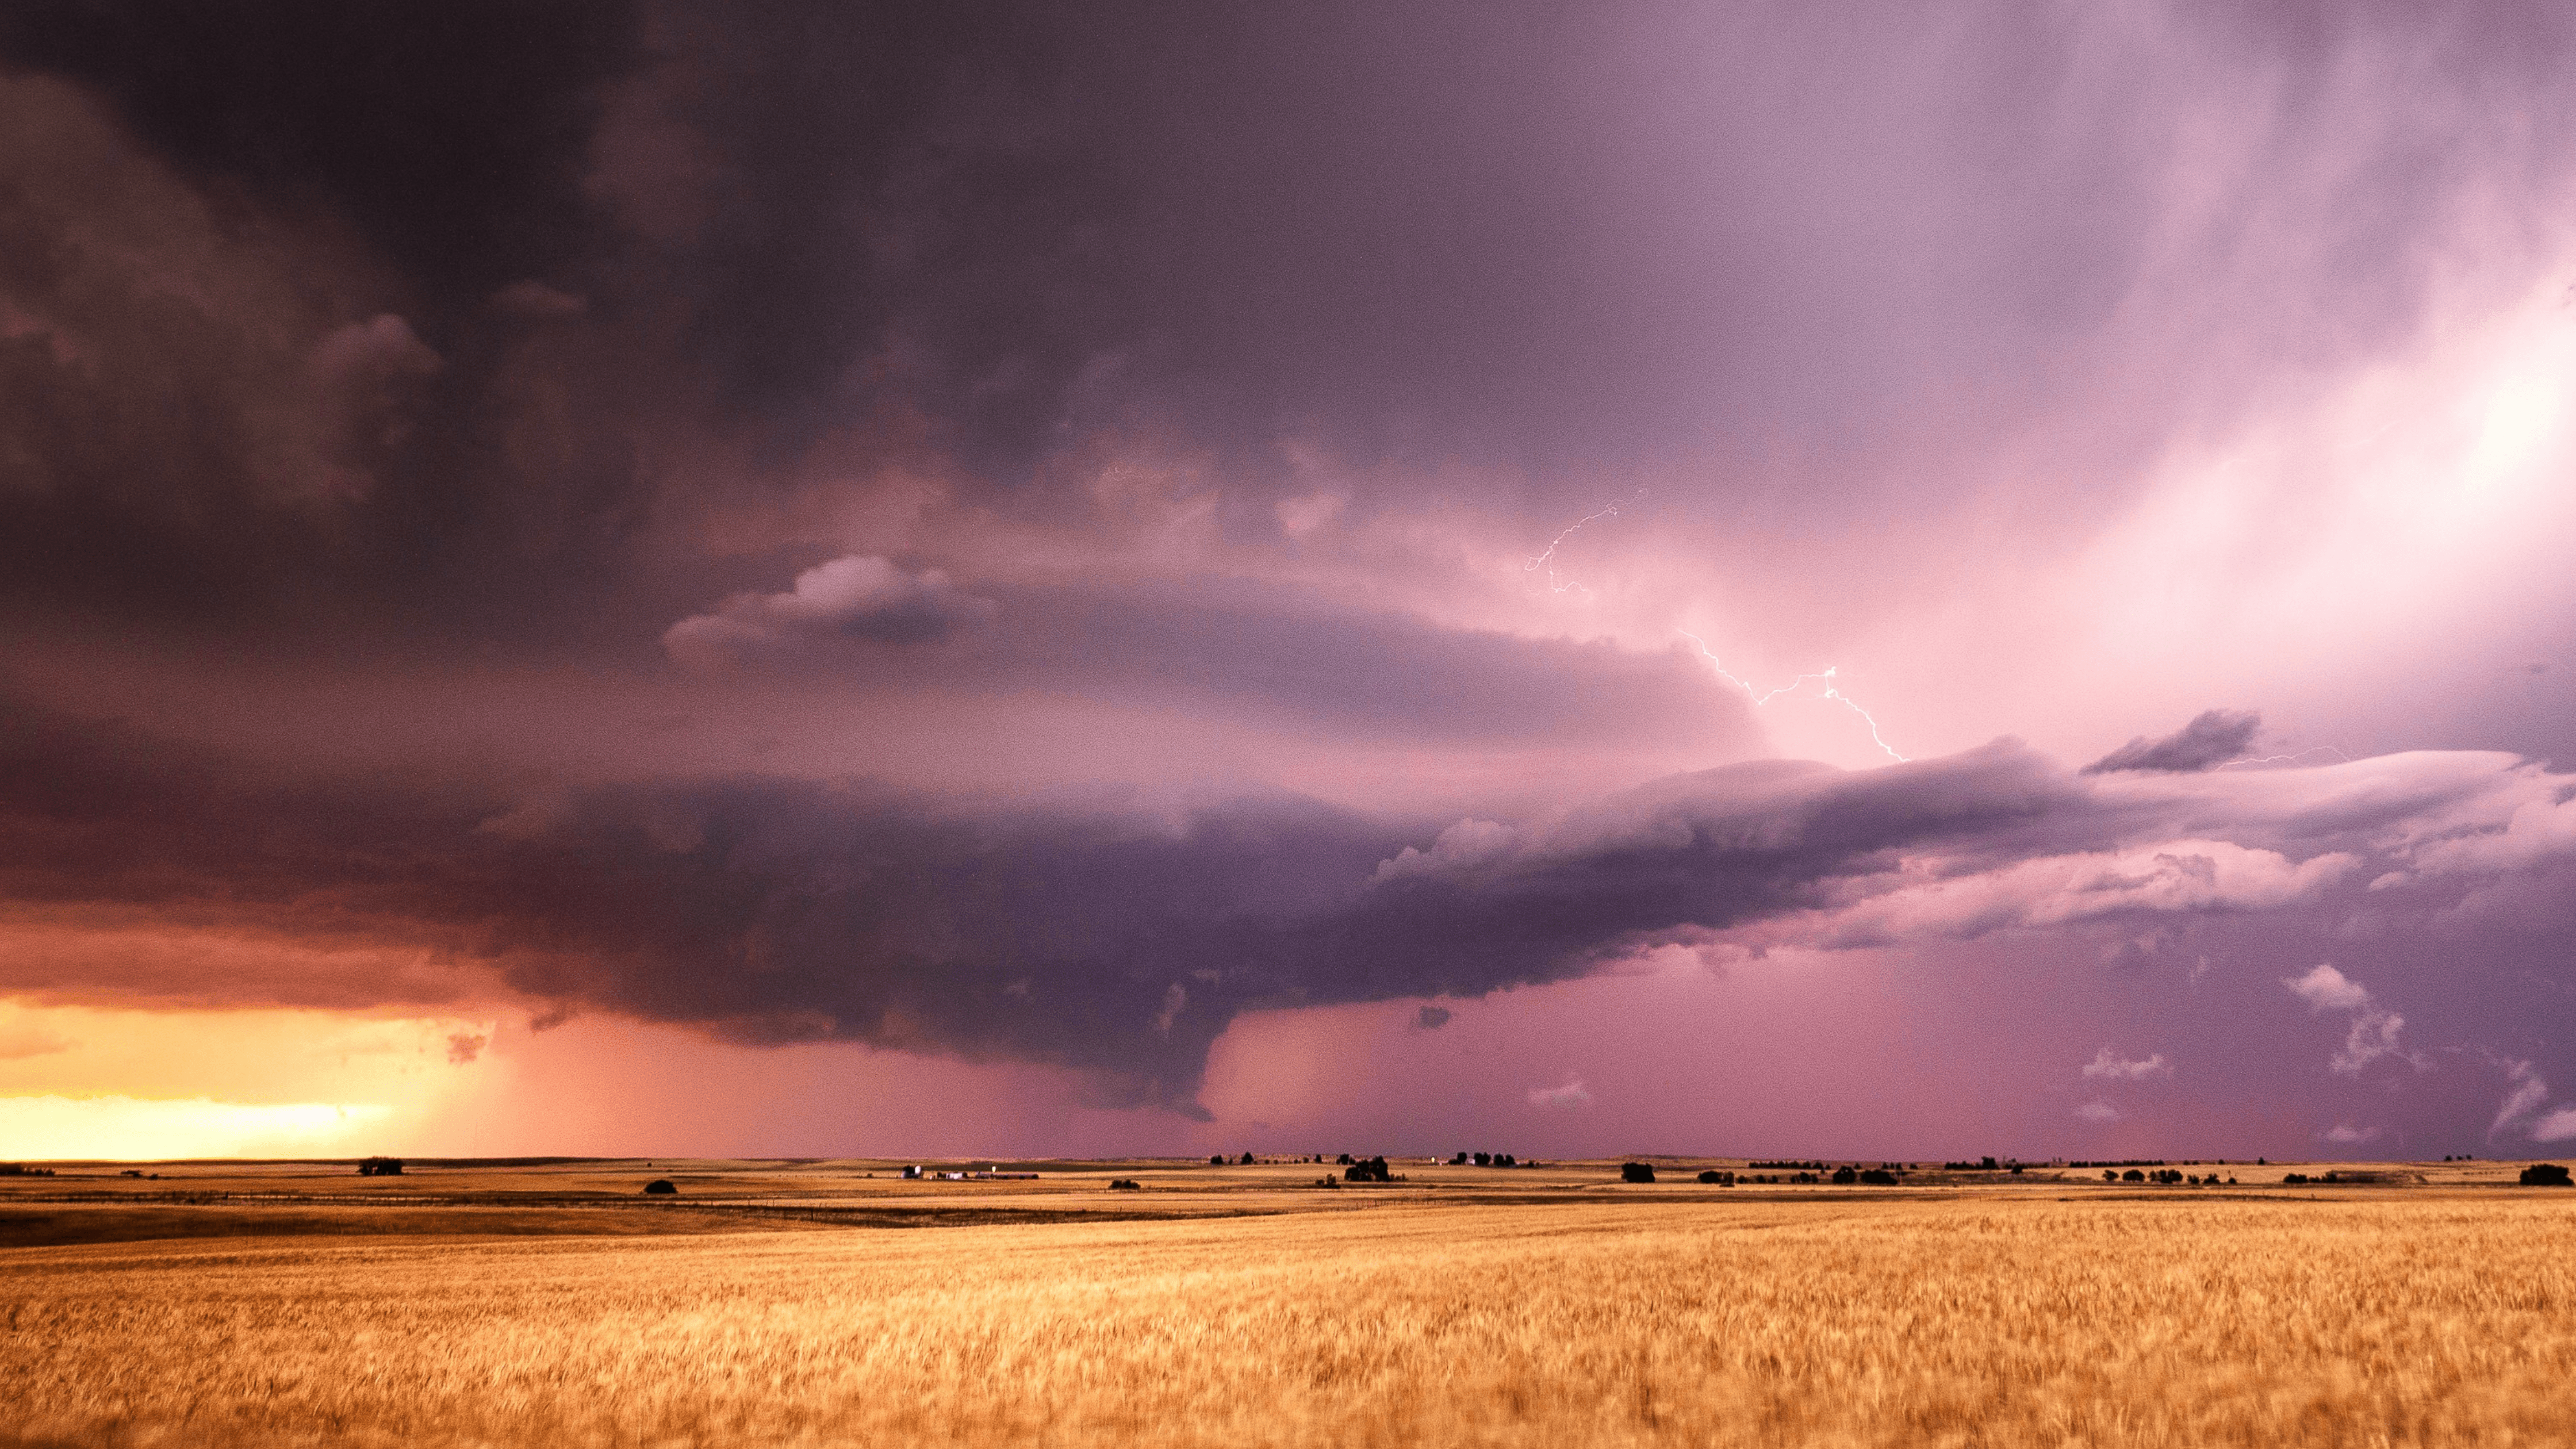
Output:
643,1179,676,1195
1695,1169,1734,1186
1942,1157,2002,1171
1857,1168,1900,1186
1343,1156,1393,1183
356,1157,404,1176
0,1164,55,1176
2521,1163,2573,1187
1107,1178,1141,1191
1620,1162,1655,1183
1831,1166,1857,1185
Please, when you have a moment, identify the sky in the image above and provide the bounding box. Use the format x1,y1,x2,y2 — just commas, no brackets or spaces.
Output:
3,0,2575,1163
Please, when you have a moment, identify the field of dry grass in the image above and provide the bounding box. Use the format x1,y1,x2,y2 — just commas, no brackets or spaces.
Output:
6,1183,2575,1448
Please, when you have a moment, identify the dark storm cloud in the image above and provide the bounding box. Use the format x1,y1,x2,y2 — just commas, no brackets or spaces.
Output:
7,1,2574,641
2082,710,2263,775
0,0,635,301
29,687,2526,1112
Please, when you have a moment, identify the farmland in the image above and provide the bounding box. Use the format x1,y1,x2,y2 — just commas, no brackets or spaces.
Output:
2,1159,2573,1447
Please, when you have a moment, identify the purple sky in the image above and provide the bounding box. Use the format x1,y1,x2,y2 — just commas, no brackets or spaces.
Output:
4,1,2575,1162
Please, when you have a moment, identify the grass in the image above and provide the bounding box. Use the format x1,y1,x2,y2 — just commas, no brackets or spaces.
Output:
5,1186,2575,1446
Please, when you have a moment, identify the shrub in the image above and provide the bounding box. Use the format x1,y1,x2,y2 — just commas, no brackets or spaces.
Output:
356,1156,404,1176
1831,1166,1858,1186
1107,1178,1141,1191
643,1179,677,1195
1696,1169,1734,1186
2521,1163,2574,1187
1858,1168,1899,1186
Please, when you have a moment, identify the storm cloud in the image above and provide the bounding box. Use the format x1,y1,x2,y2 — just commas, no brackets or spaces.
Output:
2083,710,2263,775
6,3,2576,1155
11,687,2574,1113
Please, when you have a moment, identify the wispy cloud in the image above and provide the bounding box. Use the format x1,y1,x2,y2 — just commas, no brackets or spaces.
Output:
2083,1048,2171,1081
1528,1077,1593,1111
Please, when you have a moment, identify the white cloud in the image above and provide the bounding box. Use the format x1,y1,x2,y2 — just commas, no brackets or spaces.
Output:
2533,1107,2576,1144
664,555,996,668
2082,1048,2171,1081
1375,818,1515,882
2491,1061,2549,1137
2323,1124,2383,1145
2286,962,2372,1012
2075,1100,2121,1123
2333,1009,2410,1076
1528,1076,1593,1110
2283,964,2418,1076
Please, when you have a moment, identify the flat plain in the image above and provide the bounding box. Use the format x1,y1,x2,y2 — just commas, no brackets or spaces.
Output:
3,1157,2573,1447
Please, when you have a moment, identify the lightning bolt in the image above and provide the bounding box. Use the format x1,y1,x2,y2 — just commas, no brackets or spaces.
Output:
1680,630,1909,762
1523,492,1645,596
2216,745,2356,770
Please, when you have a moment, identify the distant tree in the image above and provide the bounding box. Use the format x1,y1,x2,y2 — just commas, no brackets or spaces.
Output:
1831,1166,1858,1186
1451,1151,1470,1165
1344,1156,1393,1183
357,1156,404,1176
1620,1162,1656,1184
2122,1169,2145,1182
1857,1169,1898,1187
1496,1153,1516,1167
1696,1170,1734,1186
1336,1153,1354,1166
1109,1178,1142,1191
1210,1155,1226,1166
1238,1152,1256,1166
643,1179,676,1195
1473,1152,1491,1167
2521,1163,2574,1187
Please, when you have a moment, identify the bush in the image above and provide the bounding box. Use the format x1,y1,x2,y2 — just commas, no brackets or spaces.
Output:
1107,1178,1141,1191
1695,1169,1734,1186
1857,1168,1899,1186
643,1179,677,1195
356,1156,404,1176
2521,1163,2574,1187
2122,1169,2145,1182
1831,1166,1858,1185
1620,1162,1655,1184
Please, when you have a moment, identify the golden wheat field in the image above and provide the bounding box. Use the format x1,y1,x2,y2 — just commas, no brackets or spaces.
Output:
5,1179,2576,1448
